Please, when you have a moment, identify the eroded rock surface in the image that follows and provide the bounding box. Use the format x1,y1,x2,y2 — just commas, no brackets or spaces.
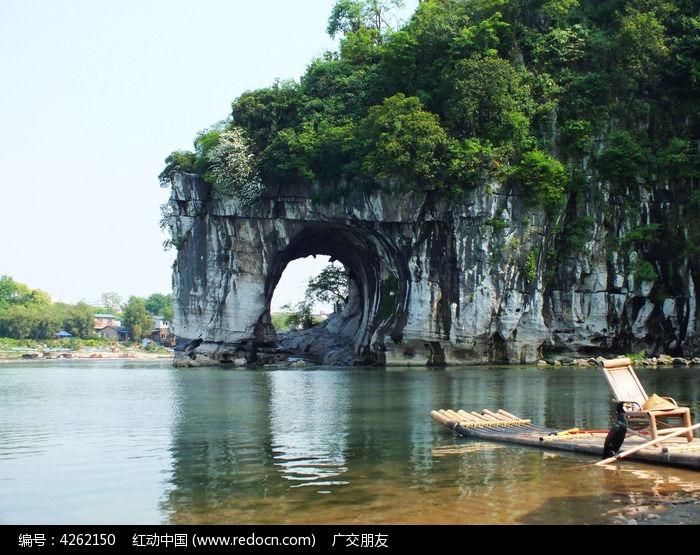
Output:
165,174,700,367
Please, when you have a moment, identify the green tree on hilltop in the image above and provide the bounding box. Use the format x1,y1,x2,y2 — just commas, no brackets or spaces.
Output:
358,92,451,191
327,0,406,39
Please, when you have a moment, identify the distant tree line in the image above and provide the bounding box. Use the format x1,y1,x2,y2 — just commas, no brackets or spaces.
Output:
0,275,173,341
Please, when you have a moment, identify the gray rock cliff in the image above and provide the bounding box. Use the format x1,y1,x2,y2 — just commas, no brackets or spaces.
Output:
164,173,700,367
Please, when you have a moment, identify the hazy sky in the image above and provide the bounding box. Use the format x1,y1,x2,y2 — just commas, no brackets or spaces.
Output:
1,1,417,311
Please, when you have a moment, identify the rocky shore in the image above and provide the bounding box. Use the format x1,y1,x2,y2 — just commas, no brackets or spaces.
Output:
537,354,700,368
615,491,700,525
5,344,700,370
0,348,173,362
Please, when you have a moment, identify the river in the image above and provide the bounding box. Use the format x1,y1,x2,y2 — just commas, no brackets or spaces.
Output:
1,359,699,525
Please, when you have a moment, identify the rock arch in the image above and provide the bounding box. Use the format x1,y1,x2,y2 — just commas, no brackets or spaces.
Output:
168,175,424,367
266,221,411,365
165,173,700,366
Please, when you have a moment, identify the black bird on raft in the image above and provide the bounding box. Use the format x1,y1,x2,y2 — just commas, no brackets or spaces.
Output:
603,402,627,459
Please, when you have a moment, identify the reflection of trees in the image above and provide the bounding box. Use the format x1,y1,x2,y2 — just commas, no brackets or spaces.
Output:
158,366,663,524
161,370,276,518
159,367,451,521
269,370,351,488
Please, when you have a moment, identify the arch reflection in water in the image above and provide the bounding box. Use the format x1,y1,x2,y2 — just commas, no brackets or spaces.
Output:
268,370,350,489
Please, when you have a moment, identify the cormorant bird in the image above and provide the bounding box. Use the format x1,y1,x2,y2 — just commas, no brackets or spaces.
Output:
603,402,627,459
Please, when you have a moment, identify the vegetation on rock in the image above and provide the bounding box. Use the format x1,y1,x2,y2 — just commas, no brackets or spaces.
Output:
159,0,700,343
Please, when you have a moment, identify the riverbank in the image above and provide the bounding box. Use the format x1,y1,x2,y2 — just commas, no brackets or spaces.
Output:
539,354,700,368
0,347,173,362
4,347,700,368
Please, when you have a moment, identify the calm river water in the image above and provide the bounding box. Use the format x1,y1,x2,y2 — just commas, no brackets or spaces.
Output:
1,359,699,525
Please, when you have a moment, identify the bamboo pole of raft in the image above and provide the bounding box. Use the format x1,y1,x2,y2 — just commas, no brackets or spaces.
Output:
596,422,700,465
438,410,459,424
483,409,509,420
498,409,520,420
456,411,484,425
430,410,453,427
445,410,465,422
483,409,532,426
455,410,477,422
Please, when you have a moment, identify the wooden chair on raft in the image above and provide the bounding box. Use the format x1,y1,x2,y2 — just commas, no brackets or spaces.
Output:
598,357,694,443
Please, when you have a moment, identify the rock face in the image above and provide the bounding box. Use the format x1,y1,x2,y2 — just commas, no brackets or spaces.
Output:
165,173,700,367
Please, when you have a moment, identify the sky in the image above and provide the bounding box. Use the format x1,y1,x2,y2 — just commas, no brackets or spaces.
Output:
0,0,418,311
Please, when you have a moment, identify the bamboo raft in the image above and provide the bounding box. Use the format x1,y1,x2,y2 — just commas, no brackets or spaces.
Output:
431,408,700,470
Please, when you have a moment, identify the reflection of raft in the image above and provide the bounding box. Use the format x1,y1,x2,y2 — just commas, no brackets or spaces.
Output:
431,408,700,471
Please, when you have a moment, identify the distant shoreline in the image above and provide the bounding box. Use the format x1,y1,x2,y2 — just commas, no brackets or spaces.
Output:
3,349,700,369
0,349,174,363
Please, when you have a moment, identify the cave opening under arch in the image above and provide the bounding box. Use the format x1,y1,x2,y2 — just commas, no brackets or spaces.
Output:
261,222,410,366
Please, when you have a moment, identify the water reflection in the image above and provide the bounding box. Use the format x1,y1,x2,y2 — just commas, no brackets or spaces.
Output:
268,370,350,489
2,362,698,525
162,369,275,521
156,365,700,524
